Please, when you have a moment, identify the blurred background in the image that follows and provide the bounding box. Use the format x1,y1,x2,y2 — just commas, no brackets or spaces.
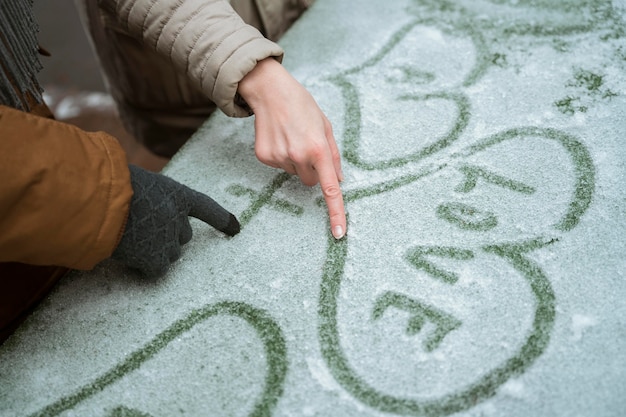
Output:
33,0,169,171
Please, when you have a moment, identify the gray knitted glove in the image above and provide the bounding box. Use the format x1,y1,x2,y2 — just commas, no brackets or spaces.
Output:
112,165,240,277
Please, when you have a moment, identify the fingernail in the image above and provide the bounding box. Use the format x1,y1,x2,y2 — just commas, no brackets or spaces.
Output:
332,225,344,239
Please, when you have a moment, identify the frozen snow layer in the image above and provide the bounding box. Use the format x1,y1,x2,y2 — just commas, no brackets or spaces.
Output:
1,0,625,416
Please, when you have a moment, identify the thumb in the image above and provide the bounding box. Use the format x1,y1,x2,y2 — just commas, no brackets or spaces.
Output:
186,188,241,237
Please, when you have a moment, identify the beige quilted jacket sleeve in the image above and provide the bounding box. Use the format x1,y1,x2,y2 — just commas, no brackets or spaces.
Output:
99,0,285,117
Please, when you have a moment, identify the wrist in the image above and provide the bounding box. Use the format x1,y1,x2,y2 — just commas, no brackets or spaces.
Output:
238,58,286,109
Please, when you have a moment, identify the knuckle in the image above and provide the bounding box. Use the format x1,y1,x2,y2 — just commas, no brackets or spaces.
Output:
321,183,342,199
255,147,272,164
292,142,326,164
287,147,308,165
308,144,326,161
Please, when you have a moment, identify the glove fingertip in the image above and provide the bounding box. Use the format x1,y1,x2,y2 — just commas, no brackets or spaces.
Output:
222,214,241,237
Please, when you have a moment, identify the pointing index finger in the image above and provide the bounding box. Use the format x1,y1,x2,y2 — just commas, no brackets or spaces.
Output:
187,189,241,237
315,153,347,239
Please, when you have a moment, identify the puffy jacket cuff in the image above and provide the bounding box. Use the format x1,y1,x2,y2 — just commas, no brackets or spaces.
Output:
101,0,285,117
208,35,284,117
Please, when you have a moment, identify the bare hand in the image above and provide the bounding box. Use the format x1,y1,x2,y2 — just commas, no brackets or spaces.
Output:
238,58,346,239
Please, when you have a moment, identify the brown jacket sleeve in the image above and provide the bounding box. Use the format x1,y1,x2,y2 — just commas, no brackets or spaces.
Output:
0,105,133,270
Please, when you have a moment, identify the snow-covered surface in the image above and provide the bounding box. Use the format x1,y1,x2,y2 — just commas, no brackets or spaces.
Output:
2,1,625,416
